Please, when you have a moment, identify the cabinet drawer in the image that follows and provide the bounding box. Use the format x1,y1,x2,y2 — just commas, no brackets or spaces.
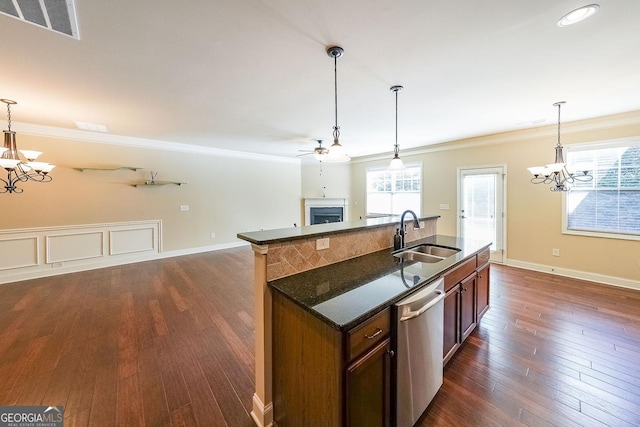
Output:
443,257,476,292
346,307,390,361
477,247,490,268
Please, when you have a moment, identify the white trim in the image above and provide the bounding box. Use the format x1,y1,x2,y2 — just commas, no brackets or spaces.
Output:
457,165,507,263
505,258,640,291
12,121,300,165
562,137,640,241
250,394,273,427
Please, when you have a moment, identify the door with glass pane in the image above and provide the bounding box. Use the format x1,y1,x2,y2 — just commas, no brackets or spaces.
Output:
458,167,505,263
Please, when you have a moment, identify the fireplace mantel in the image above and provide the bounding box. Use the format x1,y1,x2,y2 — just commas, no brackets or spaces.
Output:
304,198,348,225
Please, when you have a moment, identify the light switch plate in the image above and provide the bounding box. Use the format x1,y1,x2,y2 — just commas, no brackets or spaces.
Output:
180,205,189,211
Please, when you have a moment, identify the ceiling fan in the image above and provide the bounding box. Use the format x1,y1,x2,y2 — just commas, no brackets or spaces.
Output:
297,140,329,161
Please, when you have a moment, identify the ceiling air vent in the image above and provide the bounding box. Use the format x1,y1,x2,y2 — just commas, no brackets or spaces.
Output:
0,0,79,39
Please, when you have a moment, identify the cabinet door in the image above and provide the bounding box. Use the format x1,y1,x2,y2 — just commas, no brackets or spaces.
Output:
460,274,477,341
346,338,391,427
443,285,460,364
476,263,490,319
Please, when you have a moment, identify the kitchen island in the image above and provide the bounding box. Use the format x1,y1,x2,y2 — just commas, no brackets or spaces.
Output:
269,235,490,426
237,216,490,427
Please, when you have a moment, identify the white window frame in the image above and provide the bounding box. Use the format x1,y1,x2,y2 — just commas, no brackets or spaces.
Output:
562,137,640,241
366,163,422,217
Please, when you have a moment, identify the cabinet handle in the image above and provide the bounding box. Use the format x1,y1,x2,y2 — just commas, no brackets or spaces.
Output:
388,350,395,358
365,327,383,340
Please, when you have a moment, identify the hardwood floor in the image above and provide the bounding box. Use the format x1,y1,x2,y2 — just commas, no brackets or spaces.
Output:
1,247,639,426
421,265,640,427
0,247,256,426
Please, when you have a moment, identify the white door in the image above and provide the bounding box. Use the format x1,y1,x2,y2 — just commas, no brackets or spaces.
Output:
457,167,505,263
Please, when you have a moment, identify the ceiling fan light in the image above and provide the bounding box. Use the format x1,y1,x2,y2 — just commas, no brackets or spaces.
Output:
313,151,326,161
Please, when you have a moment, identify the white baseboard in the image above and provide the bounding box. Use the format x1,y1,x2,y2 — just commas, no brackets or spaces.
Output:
504,258,640,291
250,393,273,427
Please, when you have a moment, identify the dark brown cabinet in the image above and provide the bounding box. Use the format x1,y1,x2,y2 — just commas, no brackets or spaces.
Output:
346,338,391,427
442,250,490,365
272,294,391,427
460,273,477,340
477,260,490,318
443,283,460,362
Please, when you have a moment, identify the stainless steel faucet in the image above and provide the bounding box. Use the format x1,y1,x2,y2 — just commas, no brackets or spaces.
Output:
399,210,420,248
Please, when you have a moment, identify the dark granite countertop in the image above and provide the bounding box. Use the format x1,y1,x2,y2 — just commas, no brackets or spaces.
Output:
237,215,440,245
269,234,491,331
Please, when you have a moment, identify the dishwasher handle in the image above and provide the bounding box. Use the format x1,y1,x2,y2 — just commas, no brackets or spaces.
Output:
399,290,445,322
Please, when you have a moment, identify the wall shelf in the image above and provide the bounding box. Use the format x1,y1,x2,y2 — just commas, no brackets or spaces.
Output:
132,180,186,187
75,166,141,172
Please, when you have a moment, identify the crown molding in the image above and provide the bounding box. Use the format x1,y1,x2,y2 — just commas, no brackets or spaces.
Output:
352,109,640,164
11,122,300,165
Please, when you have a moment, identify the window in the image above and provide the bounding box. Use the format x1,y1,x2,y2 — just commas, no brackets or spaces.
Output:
366,164,421,216
564,139,640,240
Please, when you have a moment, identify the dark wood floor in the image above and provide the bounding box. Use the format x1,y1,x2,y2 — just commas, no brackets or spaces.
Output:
1,246,639,426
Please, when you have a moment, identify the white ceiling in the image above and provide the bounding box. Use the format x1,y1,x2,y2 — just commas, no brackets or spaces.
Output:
2,0,640,161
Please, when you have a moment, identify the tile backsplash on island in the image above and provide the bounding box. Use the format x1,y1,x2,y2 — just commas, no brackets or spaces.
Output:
265,219,437,281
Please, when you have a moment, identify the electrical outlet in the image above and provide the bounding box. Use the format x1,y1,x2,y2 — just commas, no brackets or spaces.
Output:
439,203,450,210
52,262,63,268
316,237,330,250
210,232,215,239
552,248,560,257
179,205,189,211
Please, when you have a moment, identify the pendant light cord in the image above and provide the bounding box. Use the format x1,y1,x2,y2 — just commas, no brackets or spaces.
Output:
333,54,340,141
557,102,561,147
394,89,399,155
6,102,11,132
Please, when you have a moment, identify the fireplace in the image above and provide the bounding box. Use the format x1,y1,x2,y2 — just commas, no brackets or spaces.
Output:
310,206,343,225
304,198,348,226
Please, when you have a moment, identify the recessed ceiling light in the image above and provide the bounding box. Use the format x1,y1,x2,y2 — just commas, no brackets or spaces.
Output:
557,4,600,27
74,121,109,133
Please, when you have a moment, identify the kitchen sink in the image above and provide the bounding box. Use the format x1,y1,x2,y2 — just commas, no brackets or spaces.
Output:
395,251,445,263
394,244,461,263
410,245,460,258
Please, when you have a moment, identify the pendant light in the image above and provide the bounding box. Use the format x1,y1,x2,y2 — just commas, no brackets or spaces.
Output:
324,46,351,163
527,101,592,192
388,85,405,170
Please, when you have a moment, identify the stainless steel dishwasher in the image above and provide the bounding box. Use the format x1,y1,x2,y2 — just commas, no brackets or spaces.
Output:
395,277,445,427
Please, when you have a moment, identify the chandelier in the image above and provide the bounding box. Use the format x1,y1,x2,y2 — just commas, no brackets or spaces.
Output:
388,85,405,170
527,101,592,192
324,46,351,163
0,99,55,194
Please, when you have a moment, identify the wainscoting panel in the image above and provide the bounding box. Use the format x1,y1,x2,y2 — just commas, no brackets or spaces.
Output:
0,220,162,284
0,237,39,271
46,231,104,263
110,227,156,255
